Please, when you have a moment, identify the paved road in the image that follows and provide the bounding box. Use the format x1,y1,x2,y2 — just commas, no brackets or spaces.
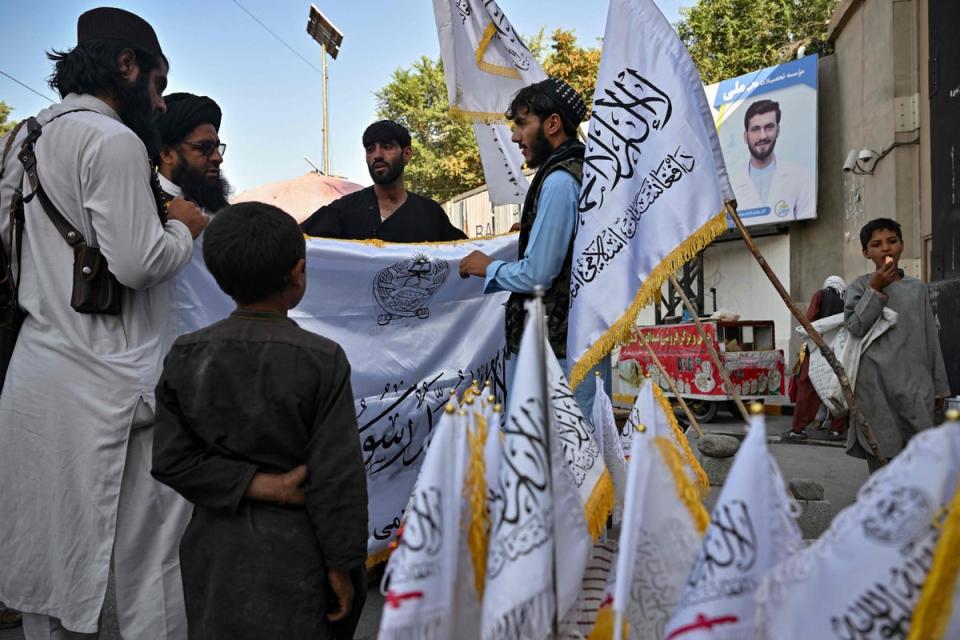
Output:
0,413,869,640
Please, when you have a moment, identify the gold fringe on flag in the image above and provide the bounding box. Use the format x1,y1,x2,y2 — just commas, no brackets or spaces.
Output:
588,605,630,640
652,384,709,496
448,105,511,124
569,210,728,389
653,436,710,535
584,468,616,541
908,480,960,640
465,412,491,600
366,545,392,569
304,233,512,245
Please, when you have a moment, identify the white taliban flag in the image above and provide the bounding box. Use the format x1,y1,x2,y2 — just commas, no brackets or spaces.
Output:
546,353,616,542
378,403,479,639
567,0,735,386
591,380,708,640
666,409,803,639
482,300,591,640
591,375,627,520
755,417,960,640
432,0,546,204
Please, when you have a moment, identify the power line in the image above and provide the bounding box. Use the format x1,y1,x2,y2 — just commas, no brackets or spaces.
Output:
0,69,55,103
229,0,322,74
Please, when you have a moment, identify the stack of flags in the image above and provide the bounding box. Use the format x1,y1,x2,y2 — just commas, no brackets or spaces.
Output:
378,309,960,640
386,0,960,637
379,297,613,640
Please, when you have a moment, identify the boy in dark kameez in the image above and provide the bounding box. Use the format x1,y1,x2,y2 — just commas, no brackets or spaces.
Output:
845,217,950,473
152,202,368,639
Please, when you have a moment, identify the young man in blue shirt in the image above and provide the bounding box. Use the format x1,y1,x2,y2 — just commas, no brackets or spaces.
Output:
459,78,610,414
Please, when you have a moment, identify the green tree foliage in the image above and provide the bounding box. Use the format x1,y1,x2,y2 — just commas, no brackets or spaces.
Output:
375,56,484,203
676,0,838,84
374,29,601,202
543,29,602,117
0,102,17,137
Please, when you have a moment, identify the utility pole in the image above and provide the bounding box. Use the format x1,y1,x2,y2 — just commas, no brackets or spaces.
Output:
306,5,343,175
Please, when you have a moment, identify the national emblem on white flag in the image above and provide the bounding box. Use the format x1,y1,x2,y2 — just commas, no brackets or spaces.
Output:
481,299,592,640
591,380,709,640
666,409,803,640
171,234,517,564
755,415,960,640
432,0,547,205
567,0,735,386
378,403,479,639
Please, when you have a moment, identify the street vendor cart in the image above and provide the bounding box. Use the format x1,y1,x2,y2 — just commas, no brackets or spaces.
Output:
617,319,786,422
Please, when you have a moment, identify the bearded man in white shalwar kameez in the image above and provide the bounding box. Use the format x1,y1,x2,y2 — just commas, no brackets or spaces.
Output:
0,8,209,639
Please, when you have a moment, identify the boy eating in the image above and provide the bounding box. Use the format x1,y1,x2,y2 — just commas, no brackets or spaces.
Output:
844,217,949,472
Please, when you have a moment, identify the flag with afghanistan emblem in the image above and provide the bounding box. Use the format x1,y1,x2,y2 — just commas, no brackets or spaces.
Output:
590,380,709,640
378,402,480,639
665,409,803,639
567,0,735,387
481,299,592,640
431,0,546,205
170,234,517,565
755,414,960,640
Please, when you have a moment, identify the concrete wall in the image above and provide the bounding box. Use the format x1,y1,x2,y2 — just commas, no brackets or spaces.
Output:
704,235,793,357
814,0,926,285
787,0,930,362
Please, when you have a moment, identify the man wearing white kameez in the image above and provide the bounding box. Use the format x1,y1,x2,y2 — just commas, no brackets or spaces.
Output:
0,8,208,639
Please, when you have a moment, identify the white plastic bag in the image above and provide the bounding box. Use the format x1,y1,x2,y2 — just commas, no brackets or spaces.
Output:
794,309,898,415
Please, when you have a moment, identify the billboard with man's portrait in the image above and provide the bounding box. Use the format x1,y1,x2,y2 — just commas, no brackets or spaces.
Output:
703,55,818,227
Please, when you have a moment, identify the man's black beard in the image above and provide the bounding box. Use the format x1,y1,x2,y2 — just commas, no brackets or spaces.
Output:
368,157,405,185
526,126,554,169
749,137,776,162
171,158,232,212
116,73,162,159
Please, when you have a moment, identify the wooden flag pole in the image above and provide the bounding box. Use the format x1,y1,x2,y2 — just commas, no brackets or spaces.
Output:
636,330,705,439
725,202,886,463
668,274,751,424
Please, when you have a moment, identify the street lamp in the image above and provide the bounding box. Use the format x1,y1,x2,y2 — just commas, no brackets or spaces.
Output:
306,4,343,175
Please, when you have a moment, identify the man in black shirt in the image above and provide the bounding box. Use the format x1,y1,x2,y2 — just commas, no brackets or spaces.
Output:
301,120,467,242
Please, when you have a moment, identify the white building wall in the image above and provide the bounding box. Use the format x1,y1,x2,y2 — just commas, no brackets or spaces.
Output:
443,189,521,238
703,234,793,357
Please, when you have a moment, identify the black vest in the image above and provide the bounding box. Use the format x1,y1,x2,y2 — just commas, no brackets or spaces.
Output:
505,139,585,358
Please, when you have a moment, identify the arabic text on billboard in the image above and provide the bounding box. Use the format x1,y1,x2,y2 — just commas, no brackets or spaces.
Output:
704,55,818,227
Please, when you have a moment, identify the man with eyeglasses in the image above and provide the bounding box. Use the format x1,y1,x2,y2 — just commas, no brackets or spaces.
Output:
156,92,231,213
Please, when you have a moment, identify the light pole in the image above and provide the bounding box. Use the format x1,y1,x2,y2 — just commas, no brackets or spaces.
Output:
306,4,343,175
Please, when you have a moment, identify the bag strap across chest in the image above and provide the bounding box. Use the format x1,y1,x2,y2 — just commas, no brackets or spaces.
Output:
18,109,96,249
